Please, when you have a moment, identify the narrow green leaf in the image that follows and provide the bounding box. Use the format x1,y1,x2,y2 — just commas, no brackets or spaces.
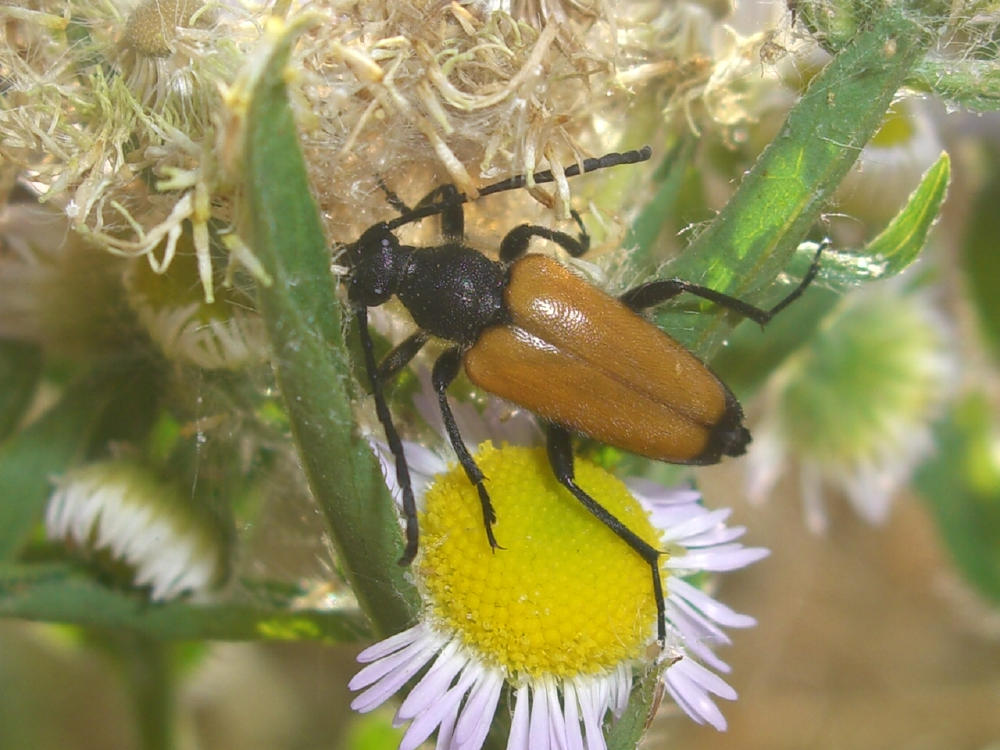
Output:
914,394,1000,603
715,151,949,394
652,7,933,359
0,563,370,641
0,340,42,443
0,372,113,560
961,146,1000,363
244,20,418,636
619,8,934,737
624,137,696,270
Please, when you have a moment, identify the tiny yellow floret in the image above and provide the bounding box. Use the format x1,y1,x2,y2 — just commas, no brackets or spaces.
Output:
417,443,664,679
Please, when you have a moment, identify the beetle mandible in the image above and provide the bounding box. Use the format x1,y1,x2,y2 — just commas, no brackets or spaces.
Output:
345,147,820,643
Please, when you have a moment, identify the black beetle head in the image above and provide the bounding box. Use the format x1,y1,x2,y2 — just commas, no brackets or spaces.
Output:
347,223,408,306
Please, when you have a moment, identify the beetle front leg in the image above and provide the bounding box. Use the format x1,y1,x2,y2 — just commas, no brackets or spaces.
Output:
546,424,667,644
499,209,590,263
432,347,502,552
356,304,422,566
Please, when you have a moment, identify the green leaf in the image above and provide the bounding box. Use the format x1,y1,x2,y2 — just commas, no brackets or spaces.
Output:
0,340,42,443
624,137,696,270
0,562,370,641
961,146,1000,363
714,151,949,394
244,19,418,637
619,8,935,738
914,394,1000,603
908,58,1000,112
651,7,933,360
0,371,113,561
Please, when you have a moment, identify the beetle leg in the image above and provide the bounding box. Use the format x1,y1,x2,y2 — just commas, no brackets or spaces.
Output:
375,176,411,216
377,331,430,382
413,183,464,241
356,303,422,566
379,179,466,241
499,213,590,263
619,244,824,325
545,425,667,644
432,347,502,552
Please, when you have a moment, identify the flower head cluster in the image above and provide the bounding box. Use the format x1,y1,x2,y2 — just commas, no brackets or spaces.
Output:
747,287,954,531
350,389,767,748
46,461,228,600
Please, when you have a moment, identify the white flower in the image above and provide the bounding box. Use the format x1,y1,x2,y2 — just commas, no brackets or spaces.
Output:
46,461,227,600
746,287,954,532
350,388,767,748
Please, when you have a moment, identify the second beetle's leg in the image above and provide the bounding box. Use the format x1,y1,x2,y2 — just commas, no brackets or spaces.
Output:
546,425,667,644
432,348,501,551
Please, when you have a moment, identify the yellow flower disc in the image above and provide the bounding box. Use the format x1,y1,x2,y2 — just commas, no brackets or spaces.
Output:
417,443,663,679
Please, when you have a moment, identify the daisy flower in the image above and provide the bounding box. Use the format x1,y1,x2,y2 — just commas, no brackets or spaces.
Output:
46,461,228,600
746,287,954,532
349,389,767,748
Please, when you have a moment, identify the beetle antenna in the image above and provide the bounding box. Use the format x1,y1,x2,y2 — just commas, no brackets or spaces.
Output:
384,147,653,233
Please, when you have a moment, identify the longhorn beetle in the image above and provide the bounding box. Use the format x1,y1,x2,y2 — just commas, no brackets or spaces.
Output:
345,147,820,643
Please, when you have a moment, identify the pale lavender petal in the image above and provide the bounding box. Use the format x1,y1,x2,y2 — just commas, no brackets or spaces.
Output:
506,685,531,750
664,673,726,731
350,638,440,712
396,639,465,720
356,623,425,664
574,677,606,750
350,628,436,690
672,658,737,700
669,578,757,629
670,544,769,572
678,524,748,548
627,478,701,506
400,667,478,750
561,681,584,750
659,508,733,544
663,659,731,731
454,666,504,750
545,677,567,750
528,678,552,750
610,662,631,718
435,700,461,750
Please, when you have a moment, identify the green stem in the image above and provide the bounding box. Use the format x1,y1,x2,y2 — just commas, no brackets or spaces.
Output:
244,22,419,637
613,8,933,749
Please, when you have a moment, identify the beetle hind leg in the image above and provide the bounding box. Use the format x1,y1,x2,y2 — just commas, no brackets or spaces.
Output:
546,425,667,644
619,243,824,324
432,348,502,551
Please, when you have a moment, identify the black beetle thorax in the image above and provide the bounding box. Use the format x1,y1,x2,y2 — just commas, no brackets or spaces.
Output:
396,243,508,346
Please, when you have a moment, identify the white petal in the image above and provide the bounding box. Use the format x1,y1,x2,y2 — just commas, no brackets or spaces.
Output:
561,681,584,750
528,678,552,750
356,623,425,663
573,677,606,750
506,684,531,750
396,639,466,720
668,578,757,629
545,677,568,750
400,667,478,750
663,660,730,732
454,666,503,750
350,637,439,712
670,545,769,572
